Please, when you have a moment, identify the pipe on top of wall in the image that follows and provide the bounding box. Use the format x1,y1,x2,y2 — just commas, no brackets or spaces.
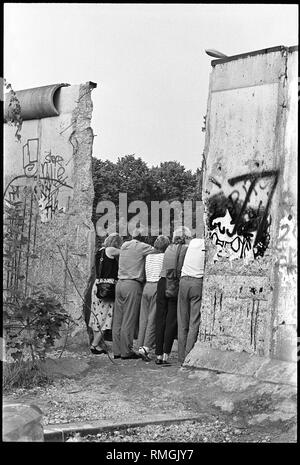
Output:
4,83,70,121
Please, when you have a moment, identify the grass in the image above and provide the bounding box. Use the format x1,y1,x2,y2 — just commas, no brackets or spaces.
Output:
3,360,52,392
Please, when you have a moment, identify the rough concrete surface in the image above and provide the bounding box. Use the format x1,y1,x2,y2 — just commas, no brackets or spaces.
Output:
3,344,297,443
185,344,297,385
4,82,96,345
198,46,297,362
3,403,44,442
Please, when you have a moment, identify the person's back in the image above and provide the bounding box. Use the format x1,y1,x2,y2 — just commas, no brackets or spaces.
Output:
113,229,153,360
95,248,119,280
88,233,122,355
160,243,188,278
118,239,153,282
145,253,164,282
155,226,192,365
181,238,205,278
138,235,170,360
177,237,206,363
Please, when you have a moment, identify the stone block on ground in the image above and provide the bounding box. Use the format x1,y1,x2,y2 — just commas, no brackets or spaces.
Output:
185,343,296,386
3,403,44,442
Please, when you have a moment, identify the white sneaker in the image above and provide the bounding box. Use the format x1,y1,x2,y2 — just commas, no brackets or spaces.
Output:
139,346,151,361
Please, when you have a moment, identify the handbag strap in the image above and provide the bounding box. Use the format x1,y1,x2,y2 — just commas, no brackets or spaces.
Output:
174,244,182,279
177,245,188,278
97,247,105,279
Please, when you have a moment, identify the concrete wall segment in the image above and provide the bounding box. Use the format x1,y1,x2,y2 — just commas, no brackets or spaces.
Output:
210,50,286,92
192,46,298,363
4,81,97,346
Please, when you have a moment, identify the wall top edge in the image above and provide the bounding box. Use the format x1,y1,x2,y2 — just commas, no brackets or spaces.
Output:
4,83,71,122
7,82,71,94
211,45,298,67
4,81,97,122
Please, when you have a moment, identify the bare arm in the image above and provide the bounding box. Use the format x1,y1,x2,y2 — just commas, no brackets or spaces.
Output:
143,244,155,256
106,246,121,259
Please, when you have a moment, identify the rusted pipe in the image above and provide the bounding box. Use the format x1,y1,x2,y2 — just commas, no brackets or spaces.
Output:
4,83,70,121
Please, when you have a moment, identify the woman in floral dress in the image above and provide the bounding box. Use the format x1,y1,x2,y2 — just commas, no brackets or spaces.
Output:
89,233,122,354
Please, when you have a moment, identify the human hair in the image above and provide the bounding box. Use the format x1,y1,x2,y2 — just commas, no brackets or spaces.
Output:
131,226,148,242
103,233,122,249
172,226,192,245
154,235,170,253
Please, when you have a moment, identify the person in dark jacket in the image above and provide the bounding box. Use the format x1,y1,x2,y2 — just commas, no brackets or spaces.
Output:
155,226,192,365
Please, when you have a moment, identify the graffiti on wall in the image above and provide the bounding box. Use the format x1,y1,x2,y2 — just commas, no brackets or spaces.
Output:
34,151,71,222
211,209,255,261
7,184,21,204
4,140,73,296
20,138,73,222
4,184,38,296
276,191,297,287
198,280,268,355
23,138,39,178
207,169,279,261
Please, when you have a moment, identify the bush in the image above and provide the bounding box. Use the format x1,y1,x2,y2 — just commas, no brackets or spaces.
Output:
4,291,74,364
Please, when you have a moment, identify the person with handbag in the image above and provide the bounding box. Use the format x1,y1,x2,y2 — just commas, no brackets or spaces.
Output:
89,233,122,354
155,226,192,365
137,235,170,361
177,237,206,364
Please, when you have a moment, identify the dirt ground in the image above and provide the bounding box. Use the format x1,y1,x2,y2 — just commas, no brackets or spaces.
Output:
4,342,297,443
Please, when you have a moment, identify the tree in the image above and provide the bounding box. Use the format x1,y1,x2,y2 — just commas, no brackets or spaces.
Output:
92,155,152,227
92,154,201,238
149,161,198,202
115,155,152,204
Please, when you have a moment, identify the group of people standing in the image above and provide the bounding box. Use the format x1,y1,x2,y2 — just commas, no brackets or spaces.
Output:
88,226,205,365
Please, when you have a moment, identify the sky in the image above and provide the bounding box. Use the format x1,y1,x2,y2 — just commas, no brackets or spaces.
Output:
4,3,298,172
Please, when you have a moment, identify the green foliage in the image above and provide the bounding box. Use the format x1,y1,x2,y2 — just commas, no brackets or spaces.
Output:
3,196,75,369
4,79,23,142
92,154,203,235
3,85,78,385
4,291,73,363
3,360,51,392
92,155,153,215
149,161,198,202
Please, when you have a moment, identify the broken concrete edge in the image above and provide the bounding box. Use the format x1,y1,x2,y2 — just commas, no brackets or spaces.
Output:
44,414,207,442
211,44,298,67
184,344,297,387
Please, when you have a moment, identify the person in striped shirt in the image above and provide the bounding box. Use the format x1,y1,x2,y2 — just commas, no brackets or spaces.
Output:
138,235,170,361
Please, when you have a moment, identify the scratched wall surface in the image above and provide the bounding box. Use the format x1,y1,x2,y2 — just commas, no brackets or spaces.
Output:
197,47,297,361
272,49,298,361
4,82,96,344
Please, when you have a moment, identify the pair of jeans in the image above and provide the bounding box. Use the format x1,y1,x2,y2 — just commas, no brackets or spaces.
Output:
177,276,203,363
155,277,178,356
